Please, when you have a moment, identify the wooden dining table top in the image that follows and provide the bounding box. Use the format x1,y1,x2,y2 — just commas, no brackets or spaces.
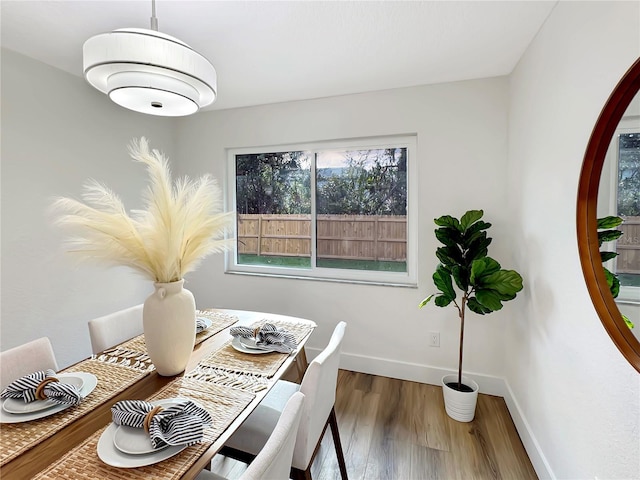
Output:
0,308,315,480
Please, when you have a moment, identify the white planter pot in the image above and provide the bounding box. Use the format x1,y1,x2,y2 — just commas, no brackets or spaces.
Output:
441,374,479,422
143,279,196,376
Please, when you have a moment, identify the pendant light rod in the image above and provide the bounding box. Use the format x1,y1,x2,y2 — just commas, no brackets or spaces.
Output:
150,0,158,31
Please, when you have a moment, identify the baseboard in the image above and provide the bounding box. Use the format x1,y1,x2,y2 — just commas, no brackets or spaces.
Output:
502,381,556,480
305,348,555,480
305,347,506,395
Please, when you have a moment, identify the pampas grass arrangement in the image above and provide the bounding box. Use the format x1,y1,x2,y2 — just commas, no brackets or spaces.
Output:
51,137,233,284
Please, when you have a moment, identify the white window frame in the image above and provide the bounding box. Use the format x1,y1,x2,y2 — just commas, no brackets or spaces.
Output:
225,135,418,287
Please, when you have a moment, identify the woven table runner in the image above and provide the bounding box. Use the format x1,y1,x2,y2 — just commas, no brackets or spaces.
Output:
190,318,316,379
34,377,255,480
96,311,239,369
0,359,149,466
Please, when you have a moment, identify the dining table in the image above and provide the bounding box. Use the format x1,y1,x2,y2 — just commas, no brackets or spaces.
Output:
0,308,316,480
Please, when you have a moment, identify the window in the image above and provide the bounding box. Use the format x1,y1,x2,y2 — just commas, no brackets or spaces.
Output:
601,113,640,302
616,132,640,300
226,136,417,285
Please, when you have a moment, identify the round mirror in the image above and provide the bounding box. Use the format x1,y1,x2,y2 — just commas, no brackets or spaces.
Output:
577,57,640,372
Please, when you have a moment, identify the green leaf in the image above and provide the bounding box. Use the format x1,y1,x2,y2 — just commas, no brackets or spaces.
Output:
481,270,524,295
461,229,483,247
599,251,618,262
418,295,434,308
435,227,462,247
436,245,464,266
611,272,620,298
602,267,621,298
465,235,492,263
470,257,501,284
433,265,457,300
460,210,484,231
462,227,490,248
451,265,469,291
597,216,623,229
623,314,635,329
603,267,614,289
467,297,492,315
434,215,461,231
435,295,454,307
475,289,504,311
598,230,623,244
610,276,620,299
463,220,492,239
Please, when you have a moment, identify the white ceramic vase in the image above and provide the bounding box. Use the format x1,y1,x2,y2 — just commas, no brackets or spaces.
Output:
441,374,479,422
143,279,196,376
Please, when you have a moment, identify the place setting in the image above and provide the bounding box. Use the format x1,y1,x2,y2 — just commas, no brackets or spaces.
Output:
97,396,212,468
196,316,213,334
193,311,240,345
229,323,297,355
0,369,98,424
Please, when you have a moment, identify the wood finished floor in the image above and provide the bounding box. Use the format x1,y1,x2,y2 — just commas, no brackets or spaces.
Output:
210,370,538,480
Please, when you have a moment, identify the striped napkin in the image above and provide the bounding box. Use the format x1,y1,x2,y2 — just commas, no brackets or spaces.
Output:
111,399,212,449
196,317,209,333
230,323,297,354
0,369,84,405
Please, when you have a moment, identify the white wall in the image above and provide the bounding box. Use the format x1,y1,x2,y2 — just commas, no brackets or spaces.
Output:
0,49,176,367
174,78,516,389
507,2,640,479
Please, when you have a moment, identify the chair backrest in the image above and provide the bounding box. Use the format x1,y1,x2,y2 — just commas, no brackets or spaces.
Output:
1,337,59,390
241,391,306,480
87,304,144,354
293,321,346,470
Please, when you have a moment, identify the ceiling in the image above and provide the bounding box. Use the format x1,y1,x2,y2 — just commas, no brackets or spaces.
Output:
1,1,557,111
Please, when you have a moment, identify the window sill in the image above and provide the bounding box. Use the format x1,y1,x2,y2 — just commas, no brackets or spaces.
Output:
224,269,418,288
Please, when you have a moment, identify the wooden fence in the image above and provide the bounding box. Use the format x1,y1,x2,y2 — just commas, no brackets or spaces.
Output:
237,214,406,262
618,216,640,274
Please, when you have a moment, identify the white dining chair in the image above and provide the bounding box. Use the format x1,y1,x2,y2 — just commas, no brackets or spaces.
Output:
0,337,59,390
87,304,144,354
220,321,348,480
196,391,306,480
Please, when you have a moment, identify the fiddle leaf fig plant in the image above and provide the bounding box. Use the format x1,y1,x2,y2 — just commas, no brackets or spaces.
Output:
597,216,634,329
419,210,524,391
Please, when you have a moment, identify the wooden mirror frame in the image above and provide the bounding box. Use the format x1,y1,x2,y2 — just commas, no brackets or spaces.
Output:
577,57,640,373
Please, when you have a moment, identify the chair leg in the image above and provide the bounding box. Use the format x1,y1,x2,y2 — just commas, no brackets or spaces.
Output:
291,466,313,480
329,407,348,480
219,445,256,465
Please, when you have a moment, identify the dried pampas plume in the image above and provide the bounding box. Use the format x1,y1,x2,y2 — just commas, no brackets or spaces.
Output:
50,137,234,283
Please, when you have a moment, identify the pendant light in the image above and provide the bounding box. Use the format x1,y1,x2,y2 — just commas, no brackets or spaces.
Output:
82,0,216,116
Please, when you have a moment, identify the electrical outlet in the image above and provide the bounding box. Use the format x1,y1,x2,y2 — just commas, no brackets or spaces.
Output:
429,332,440,347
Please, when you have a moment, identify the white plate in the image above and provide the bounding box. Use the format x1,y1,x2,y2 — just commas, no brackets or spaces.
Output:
98,398,189,467
113,425,169,455
238,336,262,349
196,317,212,333
0,372,98,424
231,336,278,354
2,375,85,414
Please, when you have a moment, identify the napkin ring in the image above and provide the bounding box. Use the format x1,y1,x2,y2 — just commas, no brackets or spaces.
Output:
35,377,59,400
143,405,164,434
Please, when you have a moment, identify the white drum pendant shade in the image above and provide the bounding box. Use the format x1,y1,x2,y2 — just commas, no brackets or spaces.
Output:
83,28,216,116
